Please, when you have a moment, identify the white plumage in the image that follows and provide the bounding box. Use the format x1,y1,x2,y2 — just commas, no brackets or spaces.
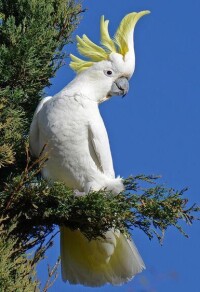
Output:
29,11,149,287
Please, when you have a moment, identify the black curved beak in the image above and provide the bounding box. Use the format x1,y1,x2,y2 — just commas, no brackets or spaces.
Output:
109,77,129,97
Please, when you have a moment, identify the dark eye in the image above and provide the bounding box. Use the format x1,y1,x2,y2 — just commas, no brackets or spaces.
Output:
107,70,112,75
104,70,113,77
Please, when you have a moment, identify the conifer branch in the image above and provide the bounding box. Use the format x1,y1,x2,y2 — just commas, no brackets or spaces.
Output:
43,258,61,292
1,152,199,251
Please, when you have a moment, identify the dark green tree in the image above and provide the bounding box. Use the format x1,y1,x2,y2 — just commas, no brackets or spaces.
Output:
0,0,199,290
0,0,83,289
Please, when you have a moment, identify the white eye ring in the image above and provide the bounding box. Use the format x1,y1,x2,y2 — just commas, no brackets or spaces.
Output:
104,69,113,77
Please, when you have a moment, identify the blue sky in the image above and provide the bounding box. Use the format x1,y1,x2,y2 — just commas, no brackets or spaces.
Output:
39,0,200,291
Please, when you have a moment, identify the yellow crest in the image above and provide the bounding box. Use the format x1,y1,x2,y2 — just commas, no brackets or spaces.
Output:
70,11,150,73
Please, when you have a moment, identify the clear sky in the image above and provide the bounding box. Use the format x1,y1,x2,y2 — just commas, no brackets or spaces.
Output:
38,0,200,291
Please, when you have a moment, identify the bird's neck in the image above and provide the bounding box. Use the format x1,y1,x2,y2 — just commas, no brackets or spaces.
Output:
60,74,109,103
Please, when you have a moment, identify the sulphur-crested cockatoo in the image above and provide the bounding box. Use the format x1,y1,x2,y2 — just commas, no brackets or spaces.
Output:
29,11,150,287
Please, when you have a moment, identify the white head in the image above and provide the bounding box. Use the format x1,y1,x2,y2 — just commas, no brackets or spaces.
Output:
69,11,150,103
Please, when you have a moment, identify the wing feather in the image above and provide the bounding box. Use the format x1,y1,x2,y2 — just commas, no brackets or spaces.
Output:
88,122,115,178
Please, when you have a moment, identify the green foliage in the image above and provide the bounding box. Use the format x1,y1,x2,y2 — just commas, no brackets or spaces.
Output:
0,0,83,290
0,227,39,291
0,0,82,180
1,156,199,249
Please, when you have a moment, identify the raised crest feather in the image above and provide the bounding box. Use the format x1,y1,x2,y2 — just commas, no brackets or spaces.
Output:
69,54,94,73
114,11,150,56
100,16,117,53
77,35,108,61
70,11,150,73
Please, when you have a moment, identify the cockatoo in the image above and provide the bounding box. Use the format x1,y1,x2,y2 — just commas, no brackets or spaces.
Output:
29,11,150,286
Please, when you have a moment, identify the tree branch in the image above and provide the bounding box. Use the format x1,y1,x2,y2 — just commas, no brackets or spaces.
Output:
1,154,199,253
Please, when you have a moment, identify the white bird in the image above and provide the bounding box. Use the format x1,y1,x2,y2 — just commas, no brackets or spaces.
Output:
29,11,150,287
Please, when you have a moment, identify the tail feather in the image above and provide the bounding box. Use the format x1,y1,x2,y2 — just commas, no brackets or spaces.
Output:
60,227,145,287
